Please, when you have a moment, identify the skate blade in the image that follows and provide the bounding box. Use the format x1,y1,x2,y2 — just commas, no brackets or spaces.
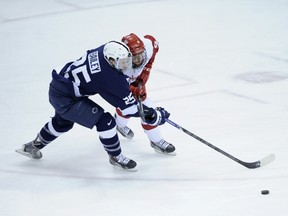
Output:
153,148,177,156
109,160,138,172
110,163,138,172
15,148,42,160
15,148,34,159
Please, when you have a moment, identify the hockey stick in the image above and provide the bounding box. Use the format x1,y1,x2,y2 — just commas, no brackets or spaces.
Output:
165,118,275,169
137,82,146,121
135,82,275,168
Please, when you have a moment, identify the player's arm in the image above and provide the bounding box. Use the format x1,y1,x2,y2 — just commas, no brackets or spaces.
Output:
117,101,170,126
137,35,159,85
130,35,159,100
111,82,169,126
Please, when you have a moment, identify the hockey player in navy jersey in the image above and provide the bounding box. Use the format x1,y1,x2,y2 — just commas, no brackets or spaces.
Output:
15,40,170,170
115,33,176,154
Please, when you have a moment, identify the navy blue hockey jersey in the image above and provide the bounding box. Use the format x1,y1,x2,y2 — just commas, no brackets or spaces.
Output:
51,44,138,116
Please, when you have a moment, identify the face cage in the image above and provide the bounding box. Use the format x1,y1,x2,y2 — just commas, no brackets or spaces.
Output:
132,51,145,67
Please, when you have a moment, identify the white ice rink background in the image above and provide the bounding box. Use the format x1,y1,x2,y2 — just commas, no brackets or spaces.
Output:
0,0,288,215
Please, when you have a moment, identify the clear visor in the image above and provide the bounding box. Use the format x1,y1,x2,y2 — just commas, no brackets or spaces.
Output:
132,52,145,66
116,56,132,72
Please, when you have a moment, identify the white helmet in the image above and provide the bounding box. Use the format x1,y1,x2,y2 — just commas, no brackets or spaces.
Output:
103,41,132,72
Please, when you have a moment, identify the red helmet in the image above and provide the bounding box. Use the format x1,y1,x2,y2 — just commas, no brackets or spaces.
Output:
121,33,144,55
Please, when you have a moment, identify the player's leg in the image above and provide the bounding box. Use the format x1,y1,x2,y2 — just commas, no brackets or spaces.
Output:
60,98,136,169
114,108,134,139
142,98,176,154
16,82,77,159
16,114,74,159
95,112,136,169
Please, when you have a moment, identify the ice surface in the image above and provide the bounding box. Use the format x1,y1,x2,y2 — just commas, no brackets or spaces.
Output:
1,0,288,216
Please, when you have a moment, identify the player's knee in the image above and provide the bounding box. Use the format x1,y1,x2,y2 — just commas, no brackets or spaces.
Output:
52,114,74,133
95,112,116,137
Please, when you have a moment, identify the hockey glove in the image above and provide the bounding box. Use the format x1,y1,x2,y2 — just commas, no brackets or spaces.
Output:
129,84,147,101
143,107,170,126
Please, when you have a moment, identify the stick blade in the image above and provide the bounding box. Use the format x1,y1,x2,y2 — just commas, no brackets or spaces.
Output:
243,153,276,169
259,153,276,167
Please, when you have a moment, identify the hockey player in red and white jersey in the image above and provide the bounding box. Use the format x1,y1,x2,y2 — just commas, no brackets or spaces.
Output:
115,33,176,154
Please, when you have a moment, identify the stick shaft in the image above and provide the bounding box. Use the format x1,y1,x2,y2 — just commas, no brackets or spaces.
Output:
165,118,266,169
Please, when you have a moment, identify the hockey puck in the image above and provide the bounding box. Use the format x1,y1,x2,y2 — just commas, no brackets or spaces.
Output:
261,190,269,195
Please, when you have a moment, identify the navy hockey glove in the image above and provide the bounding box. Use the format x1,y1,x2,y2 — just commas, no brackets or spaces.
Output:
143,107,170,126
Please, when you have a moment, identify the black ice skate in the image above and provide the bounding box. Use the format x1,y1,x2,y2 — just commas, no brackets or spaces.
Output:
150,139,176,155
109,154,137,170
15,136,43,159
116,125,134,140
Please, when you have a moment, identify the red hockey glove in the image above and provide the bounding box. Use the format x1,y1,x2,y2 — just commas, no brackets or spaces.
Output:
130,84,147,101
